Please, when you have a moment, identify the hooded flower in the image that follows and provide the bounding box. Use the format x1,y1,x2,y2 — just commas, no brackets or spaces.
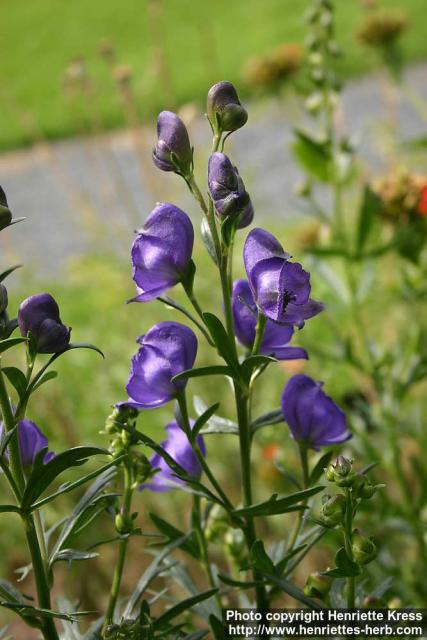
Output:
130,203,194,302
124,322,197,410
207,81,248,133
140,420,205,492
152,111,193,176
232,280,307,360
281,374,351,450
18,293,71,353
0,419,54,468
208,153,253,228
243,228,323,326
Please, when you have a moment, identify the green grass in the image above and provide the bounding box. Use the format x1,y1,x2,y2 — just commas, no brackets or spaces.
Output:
1,0,427,150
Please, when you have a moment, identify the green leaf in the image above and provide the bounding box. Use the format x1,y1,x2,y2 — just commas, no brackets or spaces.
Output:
323,547,360,578
308,451,333,487
0,504,21,514
292,129,331,182
233,486,324,518
263,573,326,609
250,540,275,574
2,367,27,401
356,185,382,254
51,549,98,565
276,544,308,574
31,371,58,393
220,215,238,248
0,265,22,283
251,408,283,432
191,402,221,442
209,615,225,640
21,446,109,510
64,343,105,359
202,312,239,372
218,574,264,589
241,354,277,379
0,337,27,354
152,589,218,630
49,468,116,562
31,457,121,511
172,366,233,384
124,536,191,617
200,218,218,265
149,513,200,559
194,395,238,435
0,426,17,458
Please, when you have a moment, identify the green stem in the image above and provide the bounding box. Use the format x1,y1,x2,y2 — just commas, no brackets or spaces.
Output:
286,444,309,556
103,458,134,633
192,494,221,612
23,513,60,640
187,174,222,264
176,392,234,512
343,489,355,609
234,384,269,611
251,314,266,357
0,363,25,495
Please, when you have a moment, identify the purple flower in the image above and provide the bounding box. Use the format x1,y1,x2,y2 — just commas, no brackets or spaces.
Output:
208,153,253,228
124,322,198,409
152,111,193,176
130,203,194,302
243,228,323,327
18,293,71,353
0,419,54,468
140,420,205,492
232,280,308,360
207,81,248,133
281,374,352,450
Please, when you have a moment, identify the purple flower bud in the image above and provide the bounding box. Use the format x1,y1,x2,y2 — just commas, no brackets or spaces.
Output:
140,420,205,492
232,280,308,360
130,203,194,302
243,228,323,326
207,81,248,133
281,374,352,450
0,419,54,468
18,293,71,354
124,321,197,410
0,186,12,231
152,111,193,176
208,153,253,228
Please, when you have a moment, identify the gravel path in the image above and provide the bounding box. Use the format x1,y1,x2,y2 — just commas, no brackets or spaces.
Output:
1,63,427,278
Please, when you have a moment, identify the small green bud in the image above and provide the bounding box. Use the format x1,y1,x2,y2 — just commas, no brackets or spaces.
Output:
224,528,247,564
308,52,323,67
321,493,346,526
304,572,333,599
352,530,377,565
205,504,229,542
305,92,323,114
133,452,153,484
388,597,402,609
294,179,312,198
326,456,356,487
115,511,134,535
354,474,376,499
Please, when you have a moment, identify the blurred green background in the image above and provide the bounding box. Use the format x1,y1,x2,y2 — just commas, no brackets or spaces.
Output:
1,0,427,149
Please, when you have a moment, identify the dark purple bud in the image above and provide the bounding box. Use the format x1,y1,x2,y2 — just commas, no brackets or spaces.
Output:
140,420,205,492
281,374,351,450
130,203,194,302
208,153,253,228
0,186,12,231
124,321,197,410
207,81,248,133
18,293,71,354
0,284,8,314
152,111,193,176
232,280,308,361
243,228,323,326
0,419,54,468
